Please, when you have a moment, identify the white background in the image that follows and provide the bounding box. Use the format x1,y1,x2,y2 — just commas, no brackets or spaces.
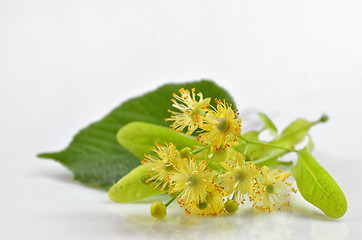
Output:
1,0,362,239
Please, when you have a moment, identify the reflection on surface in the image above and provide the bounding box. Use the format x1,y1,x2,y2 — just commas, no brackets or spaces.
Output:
110,204,244,239
249,213,294,240
310,221,348,240
109,193,348,239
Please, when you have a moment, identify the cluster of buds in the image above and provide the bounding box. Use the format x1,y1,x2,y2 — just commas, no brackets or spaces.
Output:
143,88,296,219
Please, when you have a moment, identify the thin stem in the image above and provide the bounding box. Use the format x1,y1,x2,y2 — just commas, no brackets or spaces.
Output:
254,153,296,165
253,157,275,165
192,146,209,155
243,143,249,157
206,147,211,157
238,135,297,153
164,196,176,207
250,140,297,152
206,148,211,163
233,141,248,149
238,135,250,143
232,191,236,200
208,154,215,166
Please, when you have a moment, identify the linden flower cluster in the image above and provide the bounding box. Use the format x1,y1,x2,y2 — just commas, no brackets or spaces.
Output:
143,88,296,219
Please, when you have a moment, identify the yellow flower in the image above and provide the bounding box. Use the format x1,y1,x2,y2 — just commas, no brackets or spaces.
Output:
252,166,297,212
170,158,213,206
218,152,260,204
184,184,225,216
165,88,210,135
198,99,241,151
141,143,180,191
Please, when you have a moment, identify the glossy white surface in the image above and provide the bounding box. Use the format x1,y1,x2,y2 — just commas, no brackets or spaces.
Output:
1,1,362,239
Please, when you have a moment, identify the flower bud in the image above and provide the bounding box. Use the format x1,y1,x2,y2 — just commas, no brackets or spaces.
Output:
150,201,167,219
196,201,208,210
224,199,239,213
320,114,329,122
180,147,192,159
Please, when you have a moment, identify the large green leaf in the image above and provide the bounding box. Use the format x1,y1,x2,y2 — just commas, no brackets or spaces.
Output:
38,80,235,189
117,122,200,159
292,148,347,218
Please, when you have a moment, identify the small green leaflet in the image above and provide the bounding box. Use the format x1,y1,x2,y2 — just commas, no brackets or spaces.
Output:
38,80,235,190
258,112,277,136
272,119,315,148
237,118,321,166
291,148,347,218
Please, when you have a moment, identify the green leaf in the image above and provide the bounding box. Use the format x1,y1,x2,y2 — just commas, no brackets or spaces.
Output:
258,112,277,136
38,80,235,189
108,165,163,203
117,122,200,159
291,148,347,218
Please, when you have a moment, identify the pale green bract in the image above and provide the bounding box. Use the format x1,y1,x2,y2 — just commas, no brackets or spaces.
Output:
108,165,163,203
116,122,200,159
292,148,347,218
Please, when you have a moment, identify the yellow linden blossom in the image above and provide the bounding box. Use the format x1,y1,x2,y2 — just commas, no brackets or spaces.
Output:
170,158,213,206
218,152,260,204
141,143,180,191
198,99,241,151
184,184,225,216
165,88,211,135
252,166,297,212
